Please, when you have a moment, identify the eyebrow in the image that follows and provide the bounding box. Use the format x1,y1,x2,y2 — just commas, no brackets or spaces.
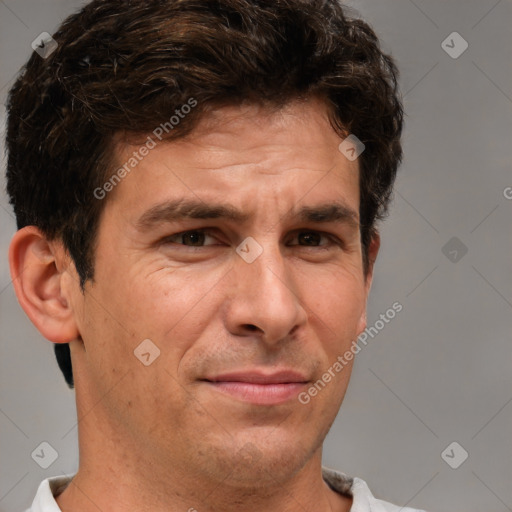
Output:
136,198,359,231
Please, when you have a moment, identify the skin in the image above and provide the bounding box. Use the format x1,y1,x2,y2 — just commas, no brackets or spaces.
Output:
10,96,379,512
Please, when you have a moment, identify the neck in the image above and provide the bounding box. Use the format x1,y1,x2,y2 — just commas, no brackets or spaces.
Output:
56,465,351,512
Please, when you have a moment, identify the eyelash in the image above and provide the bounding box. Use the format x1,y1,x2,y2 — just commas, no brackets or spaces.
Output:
161,229,343,249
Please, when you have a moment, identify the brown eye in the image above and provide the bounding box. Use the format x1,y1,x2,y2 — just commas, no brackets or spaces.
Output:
297,232,323,246
181,231,206,246
291,231,332,247
163,230,218,247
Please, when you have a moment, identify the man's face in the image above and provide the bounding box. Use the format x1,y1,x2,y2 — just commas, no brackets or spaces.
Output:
66,98,377,487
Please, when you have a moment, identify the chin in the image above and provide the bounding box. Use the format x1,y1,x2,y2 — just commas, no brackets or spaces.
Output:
205,431,320,488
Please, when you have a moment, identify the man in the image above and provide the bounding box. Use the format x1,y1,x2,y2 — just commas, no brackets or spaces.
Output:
6,0,423,510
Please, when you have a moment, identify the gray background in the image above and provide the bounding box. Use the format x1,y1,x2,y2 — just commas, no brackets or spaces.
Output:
1,1,511,511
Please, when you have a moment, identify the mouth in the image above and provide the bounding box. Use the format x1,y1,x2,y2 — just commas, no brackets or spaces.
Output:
201,370,309,405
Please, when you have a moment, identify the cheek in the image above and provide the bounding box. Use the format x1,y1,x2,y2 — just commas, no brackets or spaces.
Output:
298,264,366,335
130,265,227,355
77,279,203,433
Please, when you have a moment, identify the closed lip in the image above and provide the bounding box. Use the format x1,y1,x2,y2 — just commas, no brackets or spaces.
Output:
202,370,309,384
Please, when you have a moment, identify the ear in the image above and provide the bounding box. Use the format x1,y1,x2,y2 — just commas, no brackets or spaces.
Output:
8,226,80,344
356,230,381,336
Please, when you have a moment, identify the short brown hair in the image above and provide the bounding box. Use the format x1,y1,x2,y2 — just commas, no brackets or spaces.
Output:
6,0,403,388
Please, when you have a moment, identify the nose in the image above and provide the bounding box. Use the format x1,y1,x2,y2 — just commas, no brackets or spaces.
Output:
223,241,308,345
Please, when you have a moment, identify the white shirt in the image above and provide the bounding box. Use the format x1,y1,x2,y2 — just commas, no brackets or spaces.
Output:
25,467,426,511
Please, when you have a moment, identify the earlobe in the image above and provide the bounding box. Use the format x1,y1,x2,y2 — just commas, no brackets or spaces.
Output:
364,230,380,295
357,230,380,336
356,309,368,339
8,226,80,344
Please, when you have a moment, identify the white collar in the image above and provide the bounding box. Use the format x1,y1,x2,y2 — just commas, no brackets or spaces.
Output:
26,468,426,512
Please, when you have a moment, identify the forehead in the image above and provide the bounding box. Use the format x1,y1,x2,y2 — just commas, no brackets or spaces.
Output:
106,98,360,220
